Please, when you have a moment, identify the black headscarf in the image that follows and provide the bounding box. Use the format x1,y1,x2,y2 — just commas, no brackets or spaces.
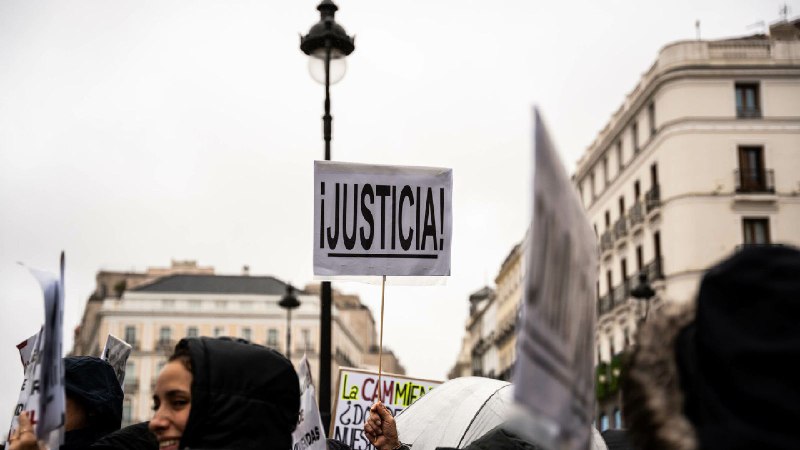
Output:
177,337,300,450
676,245,800,449
62,356,124,449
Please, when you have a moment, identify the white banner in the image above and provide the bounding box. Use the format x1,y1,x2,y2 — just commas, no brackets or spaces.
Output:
292,355,326,450
26,253,66,446
100,334,133,387
7,330,43,444
331,368,442,449
313,161,452,277
512,109,598,450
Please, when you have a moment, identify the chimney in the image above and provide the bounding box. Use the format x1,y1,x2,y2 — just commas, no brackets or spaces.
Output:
242,265,250,276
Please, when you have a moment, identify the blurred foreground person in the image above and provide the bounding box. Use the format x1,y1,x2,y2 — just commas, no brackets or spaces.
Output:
148,337,300,450
8,356,124,450
622,245,800,450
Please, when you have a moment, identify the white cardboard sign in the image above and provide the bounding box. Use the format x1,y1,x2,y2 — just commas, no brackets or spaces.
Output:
313,161,452,277
292,355,326,450
6,255,67,447
331,368,442,449
512,109,598,450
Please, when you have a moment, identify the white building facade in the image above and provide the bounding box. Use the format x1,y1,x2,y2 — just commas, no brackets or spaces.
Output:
572,20,800,429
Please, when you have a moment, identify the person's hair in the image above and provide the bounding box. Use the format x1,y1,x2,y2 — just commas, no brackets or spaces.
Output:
168,344,192,372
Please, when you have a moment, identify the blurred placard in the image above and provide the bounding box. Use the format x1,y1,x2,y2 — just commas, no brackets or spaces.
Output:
100,334,133,387
512,109,598,450
292,355,326,450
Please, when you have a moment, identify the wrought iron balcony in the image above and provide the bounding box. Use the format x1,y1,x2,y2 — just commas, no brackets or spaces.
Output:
600,230,614,253
628,201,644,227
613,216,628,241
643,256,664,281
645,185,661,213
735,169,774,194
597,292,614,316
612,279,630,307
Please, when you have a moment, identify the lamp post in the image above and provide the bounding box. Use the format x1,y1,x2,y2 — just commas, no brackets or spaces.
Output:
279,284,301,361
631,271,656,322
300,0,354,426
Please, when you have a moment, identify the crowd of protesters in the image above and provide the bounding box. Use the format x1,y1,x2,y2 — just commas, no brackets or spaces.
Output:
4,245,799,449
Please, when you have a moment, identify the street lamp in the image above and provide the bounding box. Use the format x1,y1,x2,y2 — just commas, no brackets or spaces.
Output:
279,284,301,360
631,272,656,321
300,0,354,426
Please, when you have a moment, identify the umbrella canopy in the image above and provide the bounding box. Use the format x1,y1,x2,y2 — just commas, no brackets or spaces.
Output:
394,376,608,450
395,376,513,448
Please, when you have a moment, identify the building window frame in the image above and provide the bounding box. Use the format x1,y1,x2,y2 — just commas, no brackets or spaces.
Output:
742,217,770,245
735,82,761,118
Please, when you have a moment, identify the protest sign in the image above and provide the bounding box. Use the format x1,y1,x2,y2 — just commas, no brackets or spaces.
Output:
7,330,43,443
292,355,326,450
27,252,66,444
511,109,598,450
100,334,133,387
313,161,453,277
8,253,67,447
16,333,39,371
331,368,441,449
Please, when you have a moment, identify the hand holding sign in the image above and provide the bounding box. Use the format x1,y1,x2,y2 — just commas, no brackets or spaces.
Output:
364,402,400,450
7,412,43,450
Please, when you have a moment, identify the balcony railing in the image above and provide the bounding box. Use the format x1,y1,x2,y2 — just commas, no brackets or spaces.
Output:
598,258,662,318
597,293,613,316
600,231,614,253
735,169,774,194
155,339,176,352
645,185,661,213
613,217,628,241
628,201,644,227
612,279,630,307
643,256,664,281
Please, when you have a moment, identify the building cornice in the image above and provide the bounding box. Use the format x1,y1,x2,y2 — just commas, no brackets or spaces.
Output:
585,116,800,214
575,50,800,180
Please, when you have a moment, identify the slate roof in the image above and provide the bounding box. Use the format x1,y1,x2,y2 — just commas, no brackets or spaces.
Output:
132,274,296,295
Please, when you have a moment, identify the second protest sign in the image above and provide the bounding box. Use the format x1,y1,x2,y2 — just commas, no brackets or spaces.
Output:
331,368,442,449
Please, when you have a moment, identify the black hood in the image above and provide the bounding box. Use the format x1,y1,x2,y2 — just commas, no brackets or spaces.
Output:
64,356,124,434
178,337,300,450
91,422,158,450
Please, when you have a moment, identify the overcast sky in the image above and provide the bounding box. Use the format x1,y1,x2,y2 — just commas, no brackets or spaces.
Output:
0,0,794,429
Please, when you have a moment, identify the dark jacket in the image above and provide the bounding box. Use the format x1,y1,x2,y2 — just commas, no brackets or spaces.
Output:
62,356,124,450
92,422,158,450
178,337,300,450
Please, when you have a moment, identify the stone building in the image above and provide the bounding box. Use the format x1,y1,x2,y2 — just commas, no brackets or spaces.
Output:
572,19,800,430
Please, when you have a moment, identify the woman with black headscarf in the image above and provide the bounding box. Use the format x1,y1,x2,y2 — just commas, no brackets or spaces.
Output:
149,337,300,450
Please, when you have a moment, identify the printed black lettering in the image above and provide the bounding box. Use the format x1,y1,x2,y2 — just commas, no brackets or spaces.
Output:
342,184,358,250
360,184,374,250
391,186,397,250
421,187,438,251
415,186,421,250
320,182,326,249
398,186,414,250
376,185,390,249
327,183,341,249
